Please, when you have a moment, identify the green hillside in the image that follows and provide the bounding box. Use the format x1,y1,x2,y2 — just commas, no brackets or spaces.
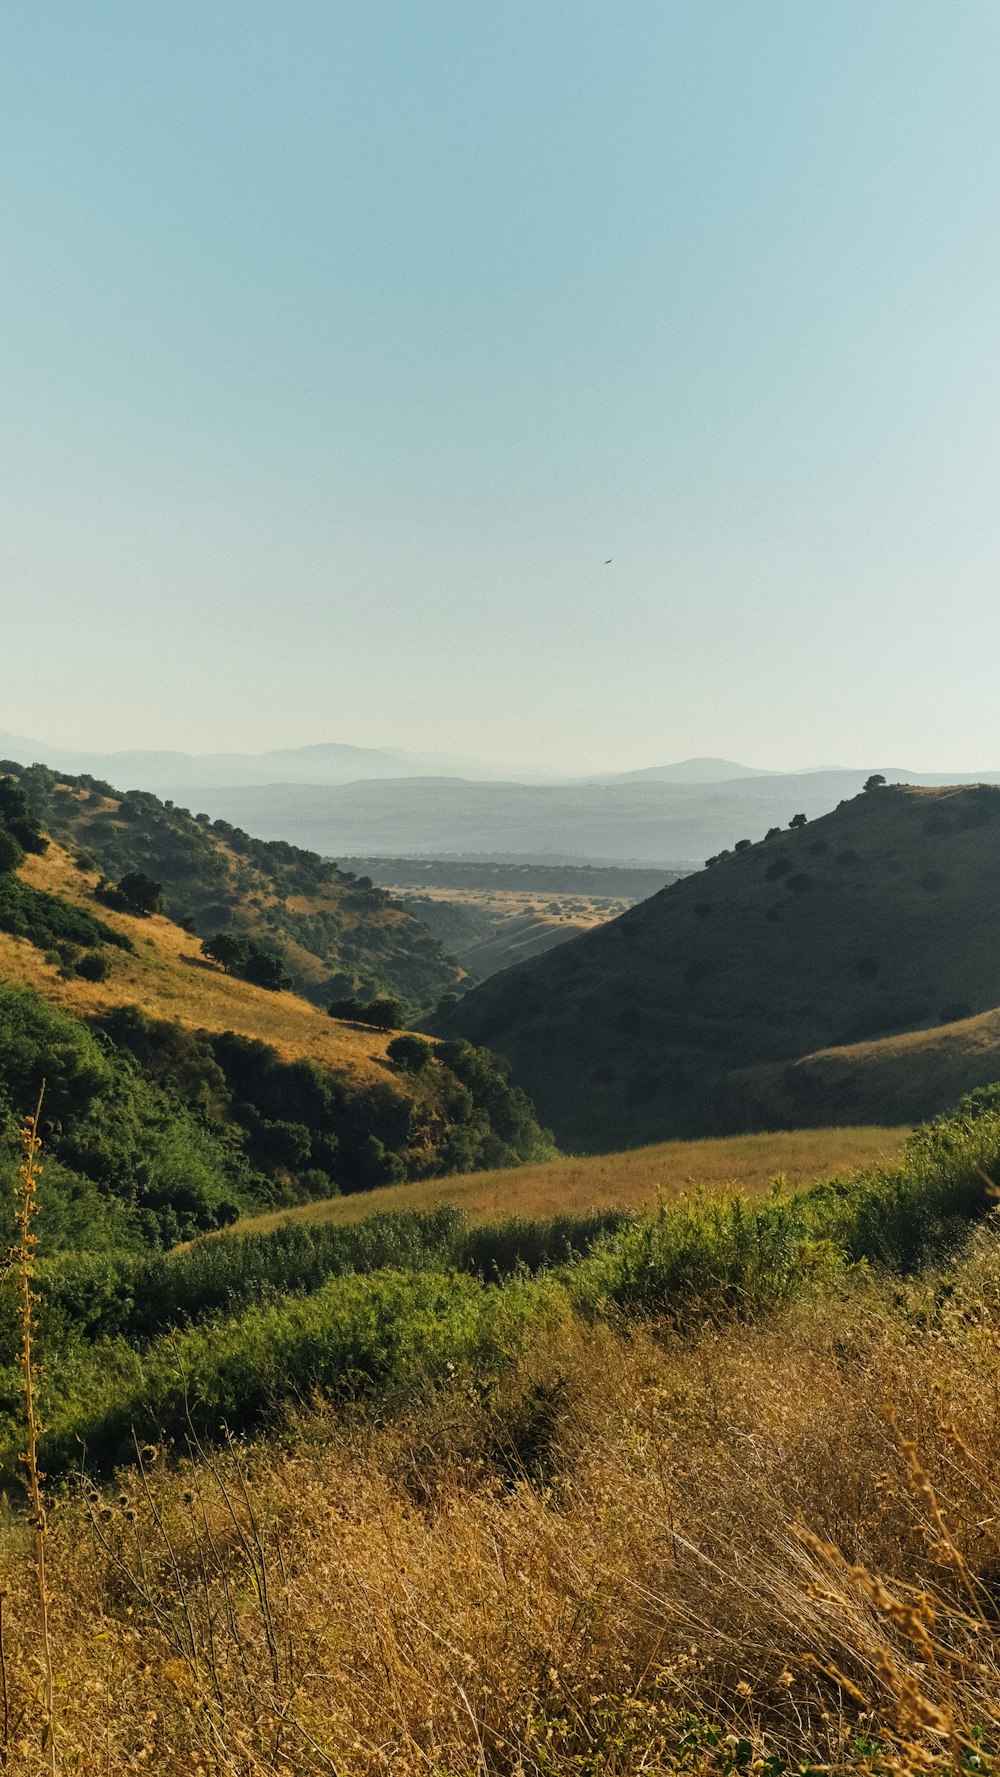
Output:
0,783,553,1247
4,759,462,1014
433,783,1000,1147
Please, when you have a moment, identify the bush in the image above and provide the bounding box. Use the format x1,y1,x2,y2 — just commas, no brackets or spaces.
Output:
37,1269,560,1475
75,951,110,982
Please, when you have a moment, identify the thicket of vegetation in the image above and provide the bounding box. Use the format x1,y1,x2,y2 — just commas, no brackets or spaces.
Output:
0,1071,998,1767
5,761,462,1012
0,1090,993,1484
0,981,554,1265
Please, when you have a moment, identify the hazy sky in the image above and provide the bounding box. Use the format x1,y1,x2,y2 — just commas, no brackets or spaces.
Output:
2,2,998,774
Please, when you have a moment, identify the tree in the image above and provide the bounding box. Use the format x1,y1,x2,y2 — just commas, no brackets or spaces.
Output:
98,870,164,916
386,1033,434,1072
734,839,752,852
203,932,251,973
764,826,782,842
0,829,23,874
789,813,807,829
328,995,403,1029
241,948,289,991
864,774,887,793
202,932,289,990
0,777,47,854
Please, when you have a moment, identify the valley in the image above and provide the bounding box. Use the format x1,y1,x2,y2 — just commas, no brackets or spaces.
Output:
1,765,999,1774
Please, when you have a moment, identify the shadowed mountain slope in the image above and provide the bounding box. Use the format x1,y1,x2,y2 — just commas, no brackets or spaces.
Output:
432,784,1000,1148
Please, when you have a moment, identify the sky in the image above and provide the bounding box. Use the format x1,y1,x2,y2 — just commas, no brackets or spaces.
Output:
1,1,998,775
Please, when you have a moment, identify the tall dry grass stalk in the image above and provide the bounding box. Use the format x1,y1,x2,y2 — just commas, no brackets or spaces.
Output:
15,1083,56,1775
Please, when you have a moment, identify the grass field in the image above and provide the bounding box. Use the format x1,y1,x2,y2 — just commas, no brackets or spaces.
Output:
224,1122,909,1237
4,844,401,1082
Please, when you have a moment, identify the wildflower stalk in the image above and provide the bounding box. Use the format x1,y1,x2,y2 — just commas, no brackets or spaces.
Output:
17,1083,56,1775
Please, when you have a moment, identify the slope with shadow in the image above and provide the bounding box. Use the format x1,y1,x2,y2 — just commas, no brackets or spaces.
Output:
5,761,462,1013
431,784,1000,1149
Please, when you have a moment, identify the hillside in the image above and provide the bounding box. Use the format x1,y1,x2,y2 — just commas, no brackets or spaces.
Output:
433,783,1000,1147
0,792,554,1240
5,760,462,1012
221,1122,908,1236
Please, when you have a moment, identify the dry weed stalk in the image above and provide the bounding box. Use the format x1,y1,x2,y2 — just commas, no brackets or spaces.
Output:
16,1084,56,1775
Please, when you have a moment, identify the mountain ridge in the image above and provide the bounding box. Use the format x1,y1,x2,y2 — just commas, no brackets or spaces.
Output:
431,782,1000,1147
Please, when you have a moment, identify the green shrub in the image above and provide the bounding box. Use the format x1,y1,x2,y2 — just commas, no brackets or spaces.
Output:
37,1268,561,1476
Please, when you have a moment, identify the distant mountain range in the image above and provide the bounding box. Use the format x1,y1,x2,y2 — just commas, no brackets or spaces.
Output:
0,731,508,788
4,727,1000,866
105,768,1000,868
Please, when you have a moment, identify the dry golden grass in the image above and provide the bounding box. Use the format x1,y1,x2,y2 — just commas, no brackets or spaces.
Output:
227,1122,908,1236
7,844,401,1082
732,1005,1000,1130
4,1225,1000,1773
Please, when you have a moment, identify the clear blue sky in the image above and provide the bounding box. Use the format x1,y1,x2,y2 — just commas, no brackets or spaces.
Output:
2,2,998,773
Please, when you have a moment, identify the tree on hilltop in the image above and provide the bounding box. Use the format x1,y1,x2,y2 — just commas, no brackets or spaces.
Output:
789,813,807,828
864,774,887,793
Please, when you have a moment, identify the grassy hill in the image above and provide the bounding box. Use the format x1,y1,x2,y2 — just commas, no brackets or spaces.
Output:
5,759,463,1013
223,1122,908,1235
433,783,1000,1147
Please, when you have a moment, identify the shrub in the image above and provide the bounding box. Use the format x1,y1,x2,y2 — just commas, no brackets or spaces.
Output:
789,812,807,828
75,951,110,982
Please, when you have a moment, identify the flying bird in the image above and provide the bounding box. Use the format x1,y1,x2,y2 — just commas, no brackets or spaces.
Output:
604,558,613,564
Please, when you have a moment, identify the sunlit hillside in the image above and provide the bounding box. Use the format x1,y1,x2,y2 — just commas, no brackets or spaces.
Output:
6,842,399,1080
8,762,463,1011
221,1122,908,1236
